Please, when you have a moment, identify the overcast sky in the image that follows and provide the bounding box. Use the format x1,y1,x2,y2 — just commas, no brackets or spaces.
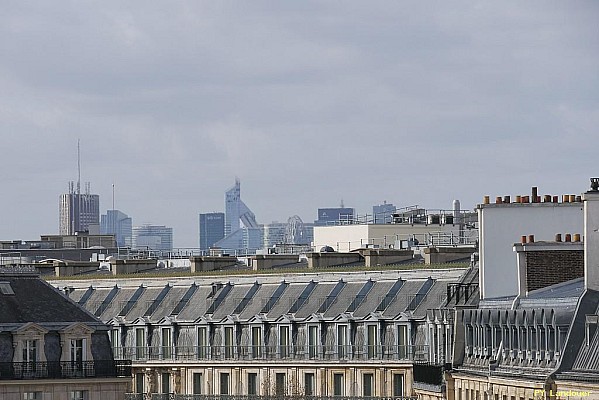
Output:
1,2,597,248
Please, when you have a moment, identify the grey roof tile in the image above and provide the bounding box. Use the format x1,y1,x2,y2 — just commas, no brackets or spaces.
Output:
324,282,363,318
294,283,336,319
382,280,423,317
353,281,395,318
0,276,98,324
238,284,279,320
267,284,306,319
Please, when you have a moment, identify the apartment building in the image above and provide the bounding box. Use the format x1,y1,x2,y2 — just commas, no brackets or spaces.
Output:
0,266,131,400
55,266,474,399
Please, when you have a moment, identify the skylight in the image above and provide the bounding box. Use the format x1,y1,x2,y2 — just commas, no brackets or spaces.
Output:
0,282,15,295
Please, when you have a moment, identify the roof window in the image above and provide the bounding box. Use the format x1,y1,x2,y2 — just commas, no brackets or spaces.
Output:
0,281,15,295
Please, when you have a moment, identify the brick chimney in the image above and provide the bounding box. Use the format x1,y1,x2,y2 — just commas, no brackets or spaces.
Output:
584,178,599,291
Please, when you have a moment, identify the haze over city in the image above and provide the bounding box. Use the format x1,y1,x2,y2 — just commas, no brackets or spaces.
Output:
1,2,597,247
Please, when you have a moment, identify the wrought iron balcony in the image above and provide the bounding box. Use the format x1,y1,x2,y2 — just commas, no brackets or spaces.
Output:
114,345,428,363
126,395,417,400
0,360,131,380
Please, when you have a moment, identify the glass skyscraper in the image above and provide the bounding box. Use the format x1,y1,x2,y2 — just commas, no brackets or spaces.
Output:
199,212,225,251
101,209,133,247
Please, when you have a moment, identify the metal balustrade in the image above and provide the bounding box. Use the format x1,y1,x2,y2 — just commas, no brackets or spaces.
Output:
126,396,417,400
0,360,132,380
113,345,428,362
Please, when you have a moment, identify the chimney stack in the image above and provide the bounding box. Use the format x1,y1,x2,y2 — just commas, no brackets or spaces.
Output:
584,178,599,291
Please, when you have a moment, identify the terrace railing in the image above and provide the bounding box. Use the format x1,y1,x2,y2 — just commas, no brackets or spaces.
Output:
0,360,131,380
114,345,428,363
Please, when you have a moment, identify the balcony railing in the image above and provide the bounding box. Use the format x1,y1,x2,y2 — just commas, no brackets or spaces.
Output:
0,360,131,380
114,345,428,362
126,395,418,400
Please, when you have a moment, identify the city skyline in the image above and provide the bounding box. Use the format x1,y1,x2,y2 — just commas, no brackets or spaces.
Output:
1,2,597,247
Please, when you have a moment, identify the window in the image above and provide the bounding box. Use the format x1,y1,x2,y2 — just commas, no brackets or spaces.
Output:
275,373,286,395
198,327,208,359
110,329,119,348
337,325,348,358
22,339,37,373
23,393,41,400
393,374,404,397
530,328,537,352
363,373,374,397
304,373,315,396
70,339,85,375
135,373,145,393
252,326,262,358
70,391,88,400
136,328,146,359
220,373,230,395
280,326,290,358
193,372,203,395
466,325,474,352
308,325,319,358
161,328,172,359
333,373,344,396
161,373,171,394
539,327,546,352
248,372,258,395
510,326,518,350
398,325,408,358
224,326,234,359
367,324,378,358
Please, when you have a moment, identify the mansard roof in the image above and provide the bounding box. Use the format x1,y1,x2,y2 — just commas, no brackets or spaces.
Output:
0,272,102,328
53,268,468,325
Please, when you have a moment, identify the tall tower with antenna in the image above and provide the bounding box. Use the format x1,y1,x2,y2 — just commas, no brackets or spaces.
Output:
59,140,100,235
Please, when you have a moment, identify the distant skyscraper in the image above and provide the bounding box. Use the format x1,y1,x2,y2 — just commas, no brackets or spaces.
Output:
225,178,258,235
373,201,396,224
101,209,132,247
199,212,225,251
132,224,173,252
59,182,100,235
214,179,260,254
314,207,355,226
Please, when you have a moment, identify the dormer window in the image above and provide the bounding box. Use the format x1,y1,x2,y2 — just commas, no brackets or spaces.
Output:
337,324,348,359
23,339,38,363
367,324,378,359
251,326,262,359
224,326,235,359
279,325,290,358
161,327,172,359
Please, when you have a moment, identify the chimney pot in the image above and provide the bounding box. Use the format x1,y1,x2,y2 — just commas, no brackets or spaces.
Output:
523,196,530,204
569,194,576,203
504,195,511,203
544,195,552,203
553,196,559,203
555,233,562,242
528,234,535,243
483,195,490,205
521,235,527,244
565,233,572,242
496,196,503,204
574,233,581,242
516,195,522,203
532,187,538,203
563,195,569,203
576,195,582,203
